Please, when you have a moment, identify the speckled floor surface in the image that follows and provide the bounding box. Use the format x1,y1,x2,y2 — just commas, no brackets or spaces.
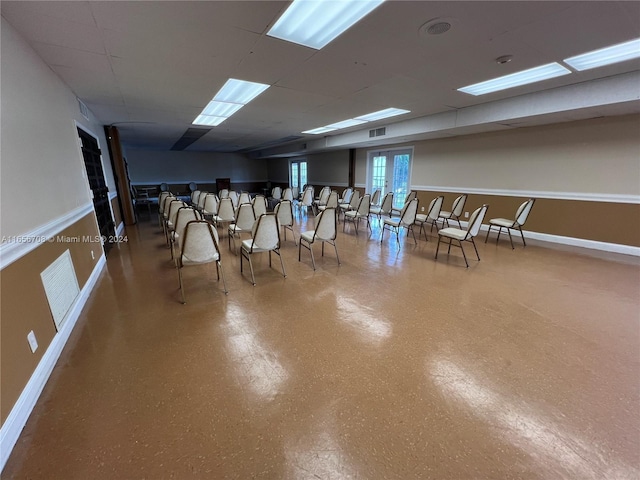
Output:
4,208,640,479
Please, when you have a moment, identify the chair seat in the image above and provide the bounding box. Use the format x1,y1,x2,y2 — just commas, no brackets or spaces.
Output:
181,252,220,266
240,239,272,253
370,207,383,214
213,215,233,223
300,231,315,243
415,213,428,222
338,203,350,210
344,210,359,219
489,218,515,227
439,210,452,218
438,227,467,241
383,217,401,227
228,224,248,235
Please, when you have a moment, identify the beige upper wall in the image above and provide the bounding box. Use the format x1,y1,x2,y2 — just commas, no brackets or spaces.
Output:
1,17,115,238
126,149,267,184
356,115,640,197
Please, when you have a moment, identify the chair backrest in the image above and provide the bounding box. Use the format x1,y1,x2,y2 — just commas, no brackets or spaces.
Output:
202,194,218,215
181,220,221,264
318,187,330,204
405,191,417,203
274,200,294,227
158,192,171,214
379,192,393,214
217,197,235,221
514,198,535,227
342,187,353,203
175,207,202,242
400,198,419,226
451,194,468,217
348,189,360,209
272,186,282,200
292,186,299,199
427,196,444,221
326,191,339,208
252,194,268,216
282,187,294,201
370,189,381,207
234,203,256,231
301,187,314,206
229,190,239,208
466,204,489,238
166,199,183,222
197,191,208,210
238,191,251,205
191,190,201,204
219,189,229,199
357,194,371,215
250,214,280,250
314,208,337,241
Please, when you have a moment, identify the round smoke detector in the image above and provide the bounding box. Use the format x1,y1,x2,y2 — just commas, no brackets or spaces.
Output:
419,17,454,37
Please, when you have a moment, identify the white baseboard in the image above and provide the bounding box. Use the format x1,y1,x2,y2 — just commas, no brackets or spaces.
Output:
0,254,107,472
457,221,640,256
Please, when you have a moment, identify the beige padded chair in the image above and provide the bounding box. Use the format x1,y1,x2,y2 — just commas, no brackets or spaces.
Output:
391,191,416,216
436,204,489,267
202,194,219,221
176,220,228,303
282,187,294,202
238,191,251,205
485,198,535,249
415,195,444,240
370,189,381,208
196,191,209,213
339,187,353,204
299,186,314,214
252,194,268,217
274,199,296,245
219,189,229,199
164,199,185,244
240,213,286,286
190,190,201,206
381,198,419,246
371,192,393,222
212,197,235,231
229,190,239,209
171,207,202,260
299,207,340,270
439,194,467,228
313,186,331,215
158,192,172,228
339,189,360,219
343,193,371,235
228,203,256,254
317,191,338,213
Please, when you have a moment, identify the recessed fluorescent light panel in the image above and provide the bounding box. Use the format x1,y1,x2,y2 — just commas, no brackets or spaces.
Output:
193,78,270,126
303,107,410,134
458,62,571,96
563,37,640,71
354,108,410,122
267,0,385,50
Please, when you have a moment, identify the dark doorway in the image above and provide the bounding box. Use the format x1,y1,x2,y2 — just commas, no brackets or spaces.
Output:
78,127,115,255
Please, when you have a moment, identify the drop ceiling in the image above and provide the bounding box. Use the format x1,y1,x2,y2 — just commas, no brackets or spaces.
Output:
2,1,639,155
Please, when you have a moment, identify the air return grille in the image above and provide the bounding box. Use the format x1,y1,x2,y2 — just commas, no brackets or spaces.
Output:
369,127,386,138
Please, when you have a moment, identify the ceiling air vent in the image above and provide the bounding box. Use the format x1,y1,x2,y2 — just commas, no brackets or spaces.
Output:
77,98,90,120
369,127,386,138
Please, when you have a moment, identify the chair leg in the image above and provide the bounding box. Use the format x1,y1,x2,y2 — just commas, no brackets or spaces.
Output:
484,225,492,243
448,238,453,254
217,261,228,294
507,228,514,250
276,249,286,278
309,243,316,270
471,238,480,261
247,254,256,285
459,240,469,268
519,226,527,247
409,225,417,245
178,266,186,304
380,224,386,243
333,240,341,265
435,235,442,259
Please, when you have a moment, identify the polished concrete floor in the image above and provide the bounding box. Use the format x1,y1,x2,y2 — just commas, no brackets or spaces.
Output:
4,209,640,479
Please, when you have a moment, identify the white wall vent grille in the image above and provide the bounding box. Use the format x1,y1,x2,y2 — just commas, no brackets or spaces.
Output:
77,98,90,120
369,127,386,138
40,249,80,331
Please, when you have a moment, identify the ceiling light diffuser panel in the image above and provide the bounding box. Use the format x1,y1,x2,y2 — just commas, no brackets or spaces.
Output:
267,0,385,50
458,63,571,96
563,37,640,71
193,78,270,126
303,107,410,134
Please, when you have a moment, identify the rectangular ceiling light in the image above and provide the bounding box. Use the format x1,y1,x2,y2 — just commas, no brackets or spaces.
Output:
267,0,385,50
458,62,571,96
563,37,640,71
354,108,410,122
302,126,338,135
193,78,270,127
325,118,368,129
302,107,410,134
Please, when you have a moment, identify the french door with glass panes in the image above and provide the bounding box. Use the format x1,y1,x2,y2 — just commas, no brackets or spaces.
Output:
290,160,308,191
368,148,412,209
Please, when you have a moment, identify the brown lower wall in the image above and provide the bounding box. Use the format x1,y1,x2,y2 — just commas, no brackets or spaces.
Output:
414,190,640,247
0,212,101,425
